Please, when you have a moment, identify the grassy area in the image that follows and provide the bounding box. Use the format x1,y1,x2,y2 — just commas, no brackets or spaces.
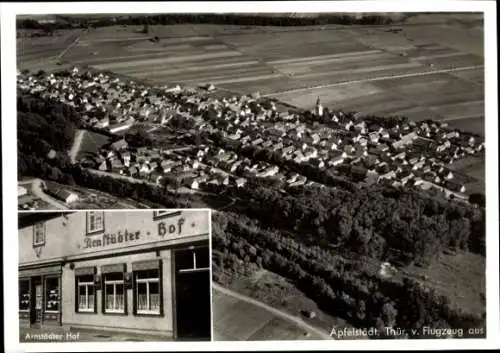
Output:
447,154,485,195
212,287,324,341
76,129,112,161
223,269,351,336
404,250,486,317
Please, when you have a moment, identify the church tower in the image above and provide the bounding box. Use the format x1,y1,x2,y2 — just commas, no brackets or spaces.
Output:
315,96,323,117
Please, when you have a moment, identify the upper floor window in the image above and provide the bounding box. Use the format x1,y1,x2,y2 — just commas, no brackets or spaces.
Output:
86,211,104,234
153,210,181,220
33,222,46,246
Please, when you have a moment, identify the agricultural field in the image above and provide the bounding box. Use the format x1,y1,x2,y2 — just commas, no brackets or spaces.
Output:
23,14,483,138
17,28,84,71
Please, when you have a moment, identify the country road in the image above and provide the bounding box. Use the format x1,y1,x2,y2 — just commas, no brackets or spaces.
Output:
263,65,484,97
19,179,69,210
69,129,85,164
58,29,87,60
212,282,333,340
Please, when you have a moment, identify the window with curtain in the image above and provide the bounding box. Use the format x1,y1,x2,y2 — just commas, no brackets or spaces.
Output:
104,272,125,313
135,269,160,315
76,274,95,313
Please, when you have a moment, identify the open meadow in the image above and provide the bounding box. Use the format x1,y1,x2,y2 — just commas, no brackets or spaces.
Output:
405,250,486,317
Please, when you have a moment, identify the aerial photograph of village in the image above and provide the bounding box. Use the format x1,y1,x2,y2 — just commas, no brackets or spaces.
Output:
17,11,486,341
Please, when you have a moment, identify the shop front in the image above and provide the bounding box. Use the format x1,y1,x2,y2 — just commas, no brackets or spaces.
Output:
19,265,63,327
18,210,211,340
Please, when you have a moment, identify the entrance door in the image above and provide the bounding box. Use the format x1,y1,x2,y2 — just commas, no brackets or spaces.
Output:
30,278,43,325
174,248,211,340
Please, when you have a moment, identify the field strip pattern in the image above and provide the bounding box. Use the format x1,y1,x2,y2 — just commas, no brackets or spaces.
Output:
23,23,481,134
78,35,211,45
266,50,384,65
263,65,484,97
94,51,244,70
119,58,262,76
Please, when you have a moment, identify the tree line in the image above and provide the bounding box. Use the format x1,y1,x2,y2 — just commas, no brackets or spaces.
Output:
216,179,485,264
17,14,409,32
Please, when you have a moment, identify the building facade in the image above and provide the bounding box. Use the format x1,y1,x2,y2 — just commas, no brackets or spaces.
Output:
18,210,211,340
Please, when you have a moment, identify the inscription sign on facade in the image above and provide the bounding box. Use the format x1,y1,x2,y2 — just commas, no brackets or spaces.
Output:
81,217,188,249
83,230,141,249
158,218,185,237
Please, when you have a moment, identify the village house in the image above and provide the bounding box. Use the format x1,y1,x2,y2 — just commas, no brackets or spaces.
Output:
110,138,129,151
182,177,200,190
127,166,139,177
235,178,247,188
98,161,108,171
399,171,414,185
44,182,79,204
110,158,124,173
445,180,466,193
149,171,164,185
290,175,307,187
310,158,325,169
378,170,396,182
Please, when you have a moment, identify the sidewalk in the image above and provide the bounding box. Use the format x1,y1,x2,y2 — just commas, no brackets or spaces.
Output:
20,325,174,342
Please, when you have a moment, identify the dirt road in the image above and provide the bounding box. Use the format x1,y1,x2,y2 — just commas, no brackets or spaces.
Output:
68,129,85,164
19,179,69,210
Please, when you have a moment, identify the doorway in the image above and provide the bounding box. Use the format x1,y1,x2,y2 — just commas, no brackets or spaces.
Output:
174,246,211,340
30,277,43,325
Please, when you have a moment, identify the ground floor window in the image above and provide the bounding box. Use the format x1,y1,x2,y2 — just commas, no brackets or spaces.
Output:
76,275,95,313
135,269,161,315
19,279,30,311
104,273,125,314
45,276,60,312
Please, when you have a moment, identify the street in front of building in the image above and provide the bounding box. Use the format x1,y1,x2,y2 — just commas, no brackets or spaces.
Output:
20,325,174,342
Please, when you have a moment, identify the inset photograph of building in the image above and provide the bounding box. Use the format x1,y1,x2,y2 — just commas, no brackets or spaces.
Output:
18,209,211,342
